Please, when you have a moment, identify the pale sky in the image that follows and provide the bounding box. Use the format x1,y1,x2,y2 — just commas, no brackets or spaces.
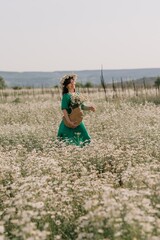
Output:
0,0,160,72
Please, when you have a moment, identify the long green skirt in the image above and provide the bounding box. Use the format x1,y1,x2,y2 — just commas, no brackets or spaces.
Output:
57,120,91,146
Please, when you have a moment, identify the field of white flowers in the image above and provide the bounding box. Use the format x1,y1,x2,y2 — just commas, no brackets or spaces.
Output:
0,89,160,240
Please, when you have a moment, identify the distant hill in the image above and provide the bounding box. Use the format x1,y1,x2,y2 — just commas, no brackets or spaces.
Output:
0,68,160,88
133,76,157,86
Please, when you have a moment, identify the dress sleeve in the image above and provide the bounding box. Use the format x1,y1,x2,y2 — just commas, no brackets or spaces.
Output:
61,94,70,110
81,103,87,110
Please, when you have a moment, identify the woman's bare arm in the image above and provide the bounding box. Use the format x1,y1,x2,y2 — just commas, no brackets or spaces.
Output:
82,105,96,112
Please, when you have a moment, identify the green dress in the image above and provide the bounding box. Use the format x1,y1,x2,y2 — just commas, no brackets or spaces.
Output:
57,93,91,146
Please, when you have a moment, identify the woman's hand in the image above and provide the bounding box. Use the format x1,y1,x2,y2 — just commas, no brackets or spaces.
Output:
89,106,96,112
68,120,78,128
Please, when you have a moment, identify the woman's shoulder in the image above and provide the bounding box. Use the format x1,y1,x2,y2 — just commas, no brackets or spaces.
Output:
62,93,71,101
63,93,71,97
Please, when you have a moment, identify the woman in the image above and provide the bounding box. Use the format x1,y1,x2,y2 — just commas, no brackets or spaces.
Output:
57,74,95,146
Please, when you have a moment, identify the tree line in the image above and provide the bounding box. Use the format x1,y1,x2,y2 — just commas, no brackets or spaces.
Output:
1,75,160,90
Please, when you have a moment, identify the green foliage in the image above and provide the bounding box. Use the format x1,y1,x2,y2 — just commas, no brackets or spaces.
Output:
129,95,160,105
84,81,93,88
25,86,33,89
75,82,84,88
0,76,7,89
154,76,160,89
12,98,21,104
76,81,94,88
12,86,22,90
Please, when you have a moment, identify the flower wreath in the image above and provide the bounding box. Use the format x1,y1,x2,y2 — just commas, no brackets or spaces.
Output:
60,74,77,87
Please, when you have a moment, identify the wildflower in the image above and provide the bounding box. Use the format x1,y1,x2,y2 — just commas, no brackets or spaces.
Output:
70,92,86,108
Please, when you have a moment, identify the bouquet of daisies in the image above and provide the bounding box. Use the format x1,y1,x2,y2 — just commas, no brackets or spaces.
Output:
70,93,86,109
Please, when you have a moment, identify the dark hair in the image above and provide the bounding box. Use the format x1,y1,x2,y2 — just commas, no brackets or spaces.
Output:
62,76,75,95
